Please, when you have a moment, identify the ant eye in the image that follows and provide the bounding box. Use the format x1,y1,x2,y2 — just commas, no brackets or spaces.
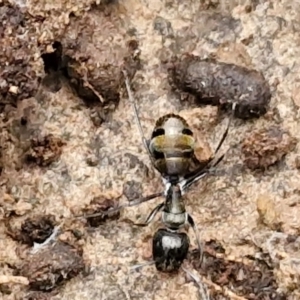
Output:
182,128,193,136
152,128,165,138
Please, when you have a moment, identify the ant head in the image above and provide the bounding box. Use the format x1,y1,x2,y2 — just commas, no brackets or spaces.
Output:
152,228,190,273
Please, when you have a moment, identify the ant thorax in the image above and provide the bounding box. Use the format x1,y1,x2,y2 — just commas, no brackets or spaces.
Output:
148,114,196,179
161,184,187,230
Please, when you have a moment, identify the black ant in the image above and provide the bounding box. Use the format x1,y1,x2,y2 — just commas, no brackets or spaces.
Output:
80,70,233,278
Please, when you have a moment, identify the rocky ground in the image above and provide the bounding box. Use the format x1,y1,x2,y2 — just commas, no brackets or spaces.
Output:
1,0,300,299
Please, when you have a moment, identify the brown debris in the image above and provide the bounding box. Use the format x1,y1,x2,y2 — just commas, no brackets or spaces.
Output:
167,53,271,119
58,218,86,247
25,134,66,167
22,291,57,300
198,275,246,300
5,214,54,246
248,232,300,297
194,136,213,164
61,7,141,124
0,1,44,110
214,42,253,68
199,0,247,11
256,194,282,231
19,241,85,292
11,215,56,246
241,126,297,170
81,196,121,227
191,240,287,300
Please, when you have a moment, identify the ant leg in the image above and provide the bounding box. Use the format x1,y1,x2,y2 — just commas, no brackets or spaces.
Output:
75,192,164,219
187,214,204,267
213,118,230,156
188,114,230,176
122,70,156,163
213,101,236,156
130,261,155,272
180,171,208,194
134,202,164,227
181,103,236,191
181,153,225,192
126,192,163,207
182,267,210,299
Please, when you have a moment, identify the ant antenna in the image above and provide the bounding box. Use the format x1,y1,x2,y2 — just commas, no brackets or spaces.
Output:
122,70,152,157
130,262,210,299
130,261,156,272
187,215,204,266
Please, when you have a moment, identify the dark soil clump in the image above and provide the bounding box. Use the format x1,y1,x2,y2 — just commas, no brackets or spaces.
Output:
81,196,121,227
241,126,297,170
60,8,141,125
0,1,43,111
5,214,56,246
167,53,271,119
20,215,56,246
19,241,85,292
191,240,287,299
25,134,66,167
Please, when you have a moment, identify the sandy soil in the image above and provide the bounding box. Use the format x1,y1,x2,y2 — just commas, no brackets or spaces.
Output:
1,0,300,299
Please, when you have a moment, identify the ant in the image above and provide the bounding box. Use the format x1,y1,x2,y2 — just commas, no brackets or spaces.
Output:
81,70,233,277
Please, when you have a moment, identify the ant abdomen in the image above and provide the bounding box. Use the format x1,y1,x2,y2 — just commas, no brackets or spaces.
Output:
149,113,195,178
153,228,190,273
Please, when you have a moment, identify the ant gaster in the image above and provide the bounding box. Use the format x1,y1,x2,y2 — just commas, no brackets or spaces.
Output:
81,70,232,274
